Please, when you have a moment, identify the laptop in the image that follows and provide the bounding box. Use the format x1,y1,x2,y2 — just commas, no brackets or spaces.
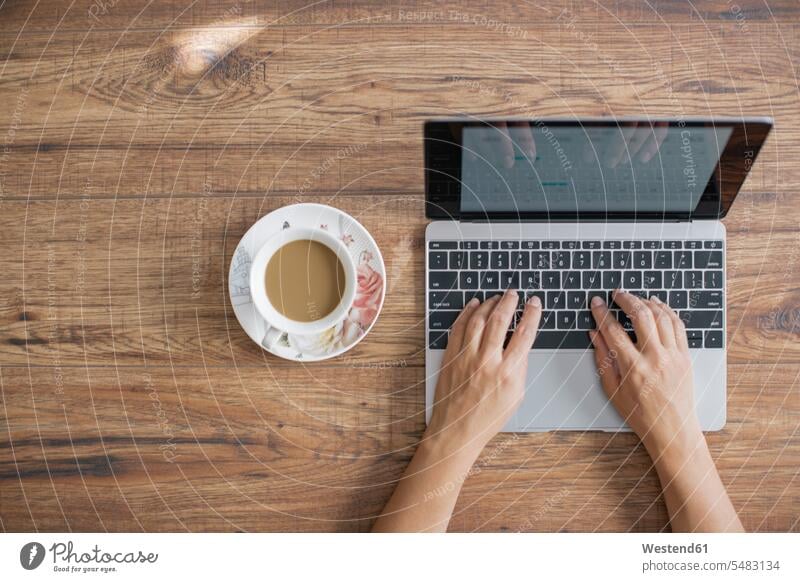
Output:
424,117,772,431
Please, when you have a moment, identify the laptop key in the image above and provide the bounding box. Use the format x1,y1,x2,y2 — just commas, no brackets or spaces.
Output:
573,251,591,269
613,251,632,269
664,241,682,249
430,241,457,250
532,251,550,269
533,331,591,349
540,311,556,329
583,271,603,289
480,241,499,249
491,251,509,269
460,272,479,289
593,251,611,269
464,290,484,304
480,271,500,289
685,271,703,288
470,251,489,269
655,251,672,269
643,271,662,289
522,241,540,250
633,251,652,269
500,241,519,249
429,331,448,349
563,271,581,289
669,291,688,309
648,290,668,303
686,330,702,348
460,241,479,249
547,291,566,309
684,241,703,250
449,251,468,269
603,241,622,249
603,271,622,289
704,330,724,348
510,251,530,269
576,310,594,329
567,291,585,309
643,241,661,249
623,241,643,249
430,271,457,289
500,271,519,289
674,250,693,269
582,241,602,249
695,250,723,268
562,241,579,249
623,271,642,289
678,310,723,329
521,271,540,289
485,290,505,301
542,241,560,249
664,271,683,289
429,252,448,269
587,290,609,306
704,270,723,289
690,290,723,309
542,271,561,289
552,252,570,269
430,291,463,310
704,240,723,249
557,311,577,329
429,310,459,330
526,291,546,306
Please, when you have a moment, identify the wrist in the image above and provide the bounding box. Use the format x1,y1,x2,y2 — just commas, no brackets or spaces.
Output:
643,420,709,475
418,426,484,471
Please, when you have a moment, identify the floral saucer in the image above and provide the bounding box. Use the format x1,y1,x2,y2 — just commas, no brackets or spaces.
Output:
228,203,385,361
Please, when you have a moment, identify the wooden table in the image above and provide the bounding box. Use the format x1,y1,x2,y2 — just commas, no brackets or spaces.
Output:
1,0,798,532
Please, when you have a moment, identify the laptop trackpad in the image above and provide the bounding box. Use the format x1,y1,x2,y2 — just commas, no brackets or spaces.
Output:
511,351,625,431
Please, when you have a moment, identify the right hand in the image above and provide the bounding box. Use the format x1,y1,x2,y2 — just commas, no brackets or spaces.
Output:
589,290,701,450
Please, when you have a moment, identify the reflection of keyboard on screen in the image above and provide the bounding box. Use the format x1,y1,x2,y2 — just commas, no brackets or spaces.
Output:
427,239,724,351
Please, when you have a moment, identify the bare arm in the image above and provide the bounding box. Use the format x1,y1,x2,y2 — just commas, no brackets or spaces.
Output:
373,290,542,532
590,291,743,532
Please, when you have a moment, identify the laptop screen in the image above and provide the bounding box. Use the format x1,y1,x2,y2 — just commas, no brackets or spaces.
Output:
424,118,772,220
459,123,733,214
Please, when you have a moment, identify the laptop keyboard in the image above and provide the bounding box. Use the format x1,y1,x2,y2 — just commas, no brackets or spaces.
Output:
428,240,724,350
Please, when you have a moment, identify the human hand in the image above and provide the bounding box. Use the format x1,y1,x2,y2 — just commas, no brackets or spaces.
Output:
605,121,669,167
427,289,542,458
589,290,701,452
462,121,537,169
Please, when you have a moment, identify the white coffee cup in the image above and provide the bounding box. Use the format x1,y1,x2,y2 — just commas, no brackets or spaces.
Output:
249,227,357,349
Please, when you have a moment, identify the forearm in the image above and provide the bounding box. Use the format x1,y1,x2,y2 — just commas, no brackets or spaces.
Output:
645,427,743,533
372,432,480,532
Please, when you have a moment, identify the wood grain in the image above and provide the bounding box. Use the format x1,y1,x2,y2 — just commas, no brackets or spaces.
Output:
1,0,798,532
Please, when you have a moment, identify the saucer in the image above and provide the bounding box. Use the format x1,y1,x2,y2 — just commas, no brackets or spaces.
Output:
228,203,385,361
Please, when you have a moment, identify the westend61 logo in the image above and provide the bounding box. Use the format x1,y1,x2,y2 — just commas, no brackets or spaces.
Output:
19,541,158,573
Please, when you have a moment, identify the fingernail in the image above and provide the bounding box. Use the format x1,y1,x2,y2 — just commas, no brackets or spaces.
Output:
467,297,479,307
528,295,541,307
591,296,604,307
650,295,661,304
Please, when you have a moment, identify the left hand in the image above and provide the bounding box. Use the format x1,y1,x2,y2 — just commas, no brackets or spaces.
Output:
427,290,542,458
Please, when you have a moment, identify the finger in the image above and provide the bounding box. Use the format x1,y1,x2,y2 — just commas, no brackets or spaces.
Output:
639,122,669,163
443,297,480,363
495,122,515,168
481,288,519,352
590,329,621,398
607,125,637,168
590,294,637,365
612,290,660,352
626,125,651,160
463,294,502,352
646,295,676,348
666,301,690,352
505,294,543,363
509,122,536,164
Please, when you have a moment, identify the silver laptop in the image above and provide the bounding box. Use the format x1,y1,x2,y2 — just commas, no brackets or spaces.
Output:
424,117,772,431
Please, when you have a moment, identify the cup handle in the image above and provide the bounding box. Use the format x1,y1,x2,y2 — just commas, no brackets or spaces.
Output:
261,325,284,350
